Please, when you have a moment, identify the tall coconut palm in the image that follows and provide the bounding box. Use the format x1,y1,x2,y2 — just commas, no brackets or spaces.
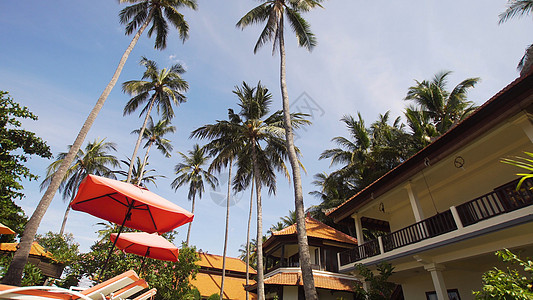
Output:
192,81,309,299
499,0,533,75
123,57,188,184
404,71,479,135
40,139,119,236
237,2,325,298
131,117,175,185
2,0,197,285
171,144,218,246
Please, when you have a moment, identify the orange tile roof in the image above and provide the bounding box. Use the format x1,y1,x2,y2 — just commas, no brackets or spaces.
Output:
191,272,257,300
262,272,358,292
0,242,54,260
197,252,257,274
271,217,357,245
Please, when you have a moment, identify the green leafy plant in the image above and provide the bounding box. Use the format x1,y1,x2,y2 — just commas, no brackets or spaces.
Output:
473,249,533,299
501,152,533,190
354,261,396,300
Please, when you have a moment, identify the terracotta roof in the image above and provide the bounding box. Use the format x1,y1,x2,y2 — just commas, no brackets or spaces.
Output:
270,217,357,245
197,252,257,274
191,272,257,300
261,272,358,292
327,72,533,222
0,242,54,260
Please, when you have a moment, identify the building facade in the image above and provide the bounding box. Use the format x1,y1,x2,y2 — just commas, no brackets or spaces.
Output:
328,73,533,299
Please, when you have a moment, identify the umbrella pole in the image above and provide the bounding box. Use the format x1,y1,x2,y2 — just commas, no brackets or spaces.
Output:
98,202,134,281
138,248,150,275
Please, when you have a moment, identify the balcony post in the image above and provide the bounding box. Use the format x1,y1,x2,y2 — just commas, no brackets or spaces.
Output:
425,263,448,300
449,206,464,229
405,181,425,222
351,213,365,245
378,236,385,254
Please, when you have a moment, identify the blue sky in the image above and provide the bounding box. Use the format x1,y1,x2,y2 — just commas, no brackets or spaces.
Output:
0,1,530,259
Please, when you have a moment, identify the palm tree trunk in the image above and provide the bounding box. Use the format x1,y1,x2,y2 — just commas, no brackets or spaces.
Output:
127,93,158,183
136,141,154,185
58,205,71,236
219,159,232,300
1,12,154,286
252,143,265,300
278,20,318,299
245,180,254,300
186,193,195,246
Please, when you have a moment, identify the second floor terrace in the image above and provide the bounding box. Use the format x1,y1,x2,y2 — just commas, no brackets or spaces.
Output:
338,177,533,270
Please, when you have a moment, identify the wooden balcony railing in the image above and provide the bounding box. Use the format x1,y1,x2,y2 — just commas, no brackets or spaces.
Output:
338,238,380,265
382,210,457,252
456,179,533,226
338,178,533,267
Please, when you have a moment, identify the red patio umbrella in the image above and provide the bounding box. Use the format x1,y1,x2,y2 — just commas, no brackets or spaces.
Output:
110,232,179,273
71,175,193,233
110,232,179,262
70,174,193,279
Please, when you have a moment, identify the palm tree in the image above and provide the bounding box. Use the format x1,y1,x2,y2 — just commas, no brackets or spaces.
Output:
171,144,218,246
192,82,308,299
2,0,197,285
404,71,479,134
280,210,297,227
40,139,119,236
131,117,175,185
320,112,412,196
237,2,325,298
499,0,533,75
123,57,188,184
115,157,165,187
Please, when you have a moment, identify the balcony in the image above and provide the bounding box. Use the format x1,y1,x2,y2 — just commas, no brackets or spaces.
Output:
339,178,533,267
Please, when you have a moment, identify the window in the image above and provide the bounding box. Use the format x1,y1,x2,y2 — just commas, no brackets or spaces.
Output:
425,289,461,300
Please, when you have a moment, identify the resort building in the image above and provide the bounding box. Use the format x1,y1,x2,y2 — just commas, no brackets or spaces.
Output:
327,73,533,299
192,252,257,300
248,216,360,299
0,241,64,279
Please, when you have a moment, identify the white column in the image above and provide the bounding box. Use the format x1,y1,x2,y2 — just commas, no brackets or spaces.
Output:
449,206,464,229
425,263,448,300
405,181,425,222
377,236,385,254
351,213,364,245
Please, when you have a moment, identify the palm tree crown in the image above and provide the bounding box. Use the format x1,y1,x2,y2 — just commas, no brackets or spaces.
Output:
172,144,218,201
123,57,188,121
119,0,198,50
41,139,119,202
40,139,119,235
236,0,324,53
404,71,479,134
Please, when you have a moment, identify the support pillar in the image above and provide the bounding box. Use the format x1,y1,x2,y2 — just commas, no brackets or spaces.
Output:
405,181,425,222
449,206,464,229
425,263,448,300
351,213,364,244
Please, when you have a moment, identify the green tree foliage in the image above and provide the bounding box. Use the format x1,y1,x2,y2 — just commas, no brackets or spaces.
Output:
35,232,80,265
0,254,45,287
319,112,413,204
0,91,51,242
354,262,396,300
474,249,533,299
